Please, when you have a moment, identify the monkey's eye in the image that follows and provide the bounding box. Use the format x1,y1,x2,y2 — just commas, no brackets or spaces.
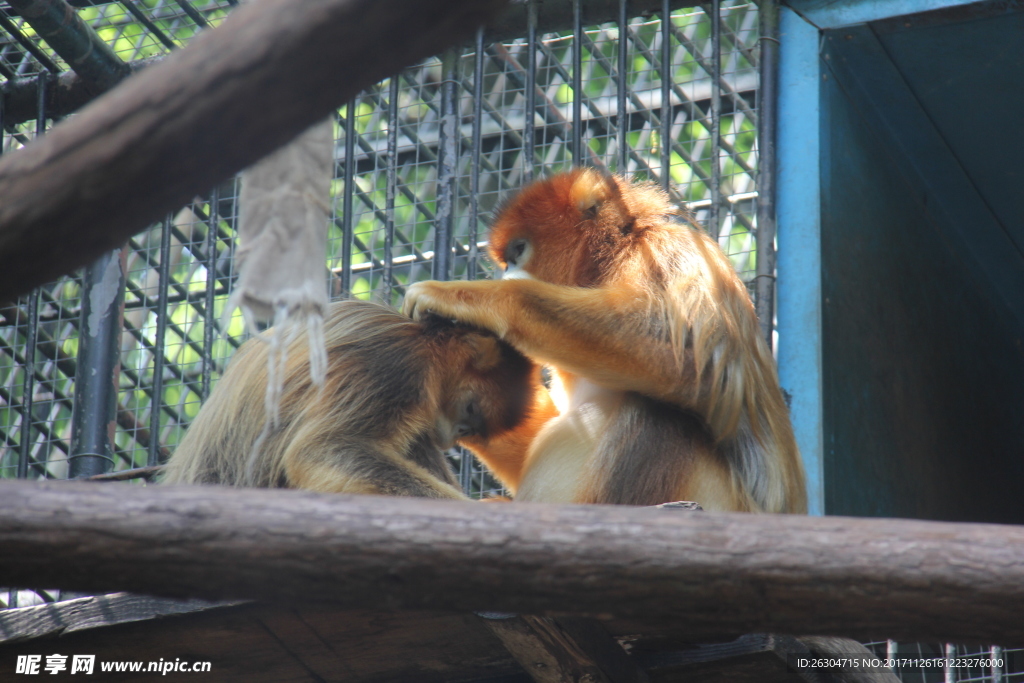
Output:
505,239,528,268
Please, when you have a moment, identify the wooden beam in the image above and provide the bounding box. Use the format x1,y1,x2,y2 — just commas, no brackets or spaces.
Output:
1,480,1024,645
0,599,531,682
0,592,239,643
0,0,507,301
630,633,818,683
480,613,650,683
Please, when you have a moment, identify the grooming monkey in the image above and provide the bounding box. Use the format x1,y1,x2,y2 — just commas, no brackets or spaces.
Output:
404,169,806,512
162,300,555,499
404,172,897,681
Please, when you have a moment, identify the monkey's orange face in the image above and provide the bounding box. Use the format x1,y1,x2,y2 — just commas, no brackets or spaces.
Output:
489,169,629,288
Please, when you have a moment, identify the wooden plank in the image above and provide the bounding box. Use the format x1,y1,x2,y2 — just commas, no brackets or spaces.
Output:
2,480,1024,645
0,592,239,644
480,613,649,683
0,601,529,682
628,634,815,683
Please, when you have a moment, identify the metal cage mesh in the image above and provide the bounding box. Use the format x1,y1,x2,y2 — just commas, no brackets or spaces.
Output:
0,4,1018,681
0,0,762,495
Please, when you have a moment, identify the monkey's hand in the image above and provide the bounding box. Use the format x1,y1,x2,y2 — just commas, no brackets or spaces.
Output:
403,280,510,338
405,278,689,404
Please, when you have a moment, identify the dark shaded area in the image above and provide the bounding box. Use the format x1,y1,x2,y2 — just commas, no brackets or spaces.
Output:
818,5,1024,522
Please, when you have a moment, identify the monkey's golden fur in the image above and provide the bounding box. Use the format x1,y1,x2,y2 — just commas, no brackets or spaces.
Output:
163,300,555,499
404,169,806,512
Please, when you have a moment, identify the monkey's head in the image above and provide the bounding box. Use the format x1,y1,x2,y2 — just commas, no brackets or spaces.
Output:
422,316,541,448
488,169,689,287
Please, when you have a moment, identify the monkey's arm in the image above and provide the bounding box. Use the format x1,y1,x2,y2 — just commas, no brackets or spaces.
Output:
404,279,695,404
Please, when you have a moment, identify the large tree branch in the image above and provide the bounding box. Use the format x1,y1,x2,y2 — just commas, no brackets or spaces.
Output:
1,480,1023,645
0,0,507,300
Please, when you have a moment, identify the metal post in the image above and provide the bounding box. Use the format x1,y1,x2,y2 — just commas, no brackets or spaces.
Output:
991,645,1004,683
523,0,537,182
384,77,398,303
469,28,484,281
572,0,583,166
148,214,173,466
708,0,722,237
340,99,356,296
661,0,672,189
755,0,779,348
617,0,628,172
0,64,4,156
68,246,127,479
433,49,458,282
17,75,47,481
200,189,218,401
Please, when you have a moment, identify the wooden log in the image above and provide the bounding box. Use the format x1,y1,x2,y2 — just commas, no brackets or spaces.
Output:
2,480,1024,645
0,0,507,301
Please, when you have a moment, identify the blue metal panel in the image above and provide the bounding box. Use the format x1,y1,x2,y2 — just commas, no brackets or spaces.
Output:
818,24,1024,522
823,23,1024,327
776,7,824,515
873,6,1024,262
784,0,979,28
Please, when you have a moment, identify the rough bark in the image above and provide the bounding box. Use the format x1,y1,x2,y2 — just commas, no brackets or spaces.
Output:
1,480,1023,645
0,0,507,300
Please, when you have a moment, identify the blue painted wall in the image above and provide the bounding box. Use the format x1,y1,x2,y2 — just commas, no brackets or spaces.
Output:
778,0,1024,522
777,7,825,515
816,17,1024,522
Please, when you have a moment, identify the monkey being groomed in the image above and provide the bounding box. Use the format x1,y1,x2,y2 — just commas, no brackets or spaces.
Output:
162,300,556,499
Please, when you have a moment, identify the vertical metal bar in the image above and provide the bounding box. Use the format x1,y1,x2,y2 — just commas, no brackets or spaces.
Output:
433,49,458,282
148,213,173,466
67,31,127,478
617,0,628,172
523,0,537,182
572,0,583,165
708,0,722,236
17,304,40,477
69,247,126,479
990,646,1003,683
340,99,356,296
384,77,398,304
944,644,955,683
201,189,218,401
661,0,672,189
17,75,48,481
755,0,780,348
459,448,474,495
469,28,484,281
62,5,129,478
